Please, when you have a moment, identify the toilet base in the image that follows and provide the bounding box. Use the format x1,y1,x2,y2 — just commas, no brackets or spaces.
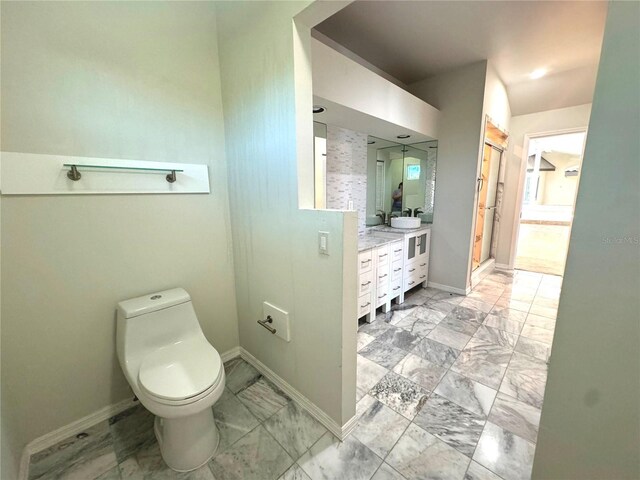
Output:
154,408,220,472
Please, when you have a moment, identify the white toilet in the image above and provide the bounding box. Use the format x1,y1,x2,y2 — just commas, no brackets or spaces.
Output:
116,288,225,472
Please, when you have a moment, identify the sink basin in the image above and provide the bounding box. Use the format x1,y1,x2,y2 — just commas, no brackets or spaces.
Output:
391,217,422,229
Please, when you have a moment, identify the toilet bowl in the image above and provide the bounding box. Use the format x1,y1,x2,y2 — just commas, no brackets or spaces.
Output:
116,288,225,472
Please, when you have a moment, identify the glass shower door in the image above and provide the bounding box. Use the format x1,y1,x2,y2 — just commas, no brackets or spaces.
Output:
473,143,501,269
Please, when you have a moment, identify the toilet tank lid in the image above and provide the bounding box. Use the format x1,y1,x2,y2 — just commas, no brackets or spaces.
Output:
117,288,191,319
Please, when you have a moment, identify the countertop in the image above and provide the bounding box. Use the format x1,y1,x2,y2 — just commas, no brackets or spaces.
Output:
357,224,431,252
370,224,431,234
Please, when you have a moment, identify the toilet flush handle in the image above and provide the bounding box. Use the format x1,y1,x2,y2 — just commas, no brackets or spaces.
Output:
257,315,277,334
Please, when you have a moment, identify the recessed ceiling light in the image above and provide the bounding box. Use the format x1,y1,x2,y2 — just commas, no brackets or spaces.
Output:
312,105,326,114
367,140,376,145
530,68,547,80
397,134,411,139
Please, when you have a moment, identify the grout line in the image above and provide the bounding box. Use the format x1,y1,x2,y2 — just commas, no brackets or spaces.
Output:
358,278,559,480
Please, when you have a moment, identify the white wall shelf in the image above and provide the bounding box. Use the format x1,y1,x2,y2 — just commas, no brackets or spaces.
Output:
0,152,210,195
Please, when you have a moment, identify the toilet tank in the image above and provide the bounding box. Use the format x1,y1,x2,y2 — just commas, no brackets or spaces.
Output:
116,288,206,367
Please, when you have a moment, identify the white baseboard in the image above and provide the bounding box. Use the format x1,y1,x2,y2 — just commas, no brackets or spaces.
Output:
19,395,138,480
220,346,240,363
471,259,496,288
238,347,352,440
494,263,512,271
339,412,359,439
427,281,469,296
19,345,242,480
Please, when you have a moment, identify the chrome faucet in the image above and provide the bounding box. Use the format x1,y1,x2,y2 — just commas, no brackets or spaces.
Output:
413,208,424,217
403,208,412,217
376,210,386,224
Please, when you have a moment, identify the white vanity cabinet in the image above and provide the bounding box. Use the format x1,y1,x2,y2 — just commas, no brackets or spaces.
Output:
403,229,430,296
357,249,374,319
389,241,404,303
374,244,390,308
358,239,404,322
357,228,429,322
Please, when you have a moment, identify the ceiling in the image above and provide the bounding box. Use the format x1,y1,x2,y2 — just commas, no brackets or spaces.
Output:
315,1,607,115
530,132,586,156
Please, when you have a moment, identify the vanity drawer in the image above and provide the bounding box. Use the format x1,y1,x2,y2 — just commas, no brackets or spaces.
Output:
358,270,373,296
391,242,403,263
375,287,389,308
358,293,372,318
377,262,390,287
390,277,402,298
405,262,419,277
375,245,390,267
416,257,429,272
404,271,420,291
391,260,403,282
359,250,373,274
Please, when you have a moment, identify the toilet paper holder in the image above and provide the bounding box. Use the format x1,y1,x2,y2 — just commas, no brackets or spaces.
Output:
257,315,277,334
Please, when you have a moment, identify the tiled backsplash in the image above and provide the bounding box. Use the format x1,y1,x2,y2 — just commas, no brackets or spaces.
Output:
325,125,367,235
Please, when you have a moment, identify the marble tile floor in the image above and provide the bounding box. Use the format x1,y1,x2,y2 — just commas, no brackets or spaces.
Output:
356,269,559,480
32,353,380,480
28,269,559,480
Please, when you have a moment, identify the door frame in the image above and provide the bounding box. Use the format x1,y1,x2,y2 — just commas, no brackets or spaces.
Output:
472,142,504,271
507,126,589,269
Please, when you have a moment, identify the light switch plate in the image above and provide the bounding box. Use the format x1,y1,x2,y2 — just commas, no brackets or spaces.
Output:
262,302,291,342
318,231,329,255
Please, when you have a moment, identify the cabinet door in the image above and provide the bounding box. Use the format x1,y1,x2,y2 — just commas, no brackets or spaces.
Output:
418,233,428,255
406,235,417,262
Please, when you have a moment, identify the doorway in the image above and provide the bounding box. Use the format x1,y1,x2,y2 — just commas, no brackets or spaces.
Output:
471,118,508,286
473,143,502,271
514,131,587,275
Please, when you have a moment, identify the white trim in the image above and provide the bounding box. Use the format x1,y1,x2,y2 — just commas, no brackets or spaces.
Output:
471,258,495,288
508,127,588,268
427,281,470,296
494,263,512,271
19,450,30,480
220,346,240,363
19,345,242,480
339,413,359,439
238,347,353,439
19,396,138,480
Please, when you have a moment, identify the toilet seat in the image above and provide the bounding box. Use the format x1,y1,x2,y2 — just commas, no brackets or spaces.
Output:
138,338,222,404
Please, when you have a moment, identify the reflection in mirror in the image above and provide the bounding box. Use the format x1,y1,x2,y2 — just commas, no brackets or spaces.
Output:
313,122,327,209
366,137,438,226
408,140,438,224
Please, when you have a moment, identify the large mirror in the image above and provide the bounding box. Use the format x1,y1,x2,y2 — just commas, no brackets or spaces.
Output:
366,136,438,225
313,121,438,230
